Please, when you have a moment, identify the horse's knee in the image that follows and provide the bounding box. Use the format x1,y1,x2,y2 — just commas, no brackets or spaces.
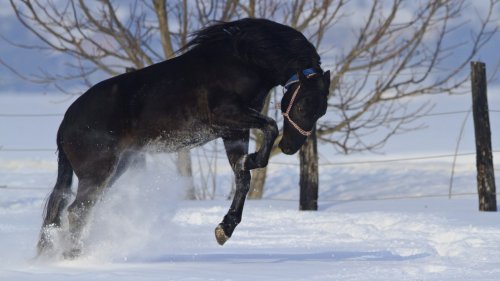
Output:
266,121,278,139
255,154,269,168
238,152,270,170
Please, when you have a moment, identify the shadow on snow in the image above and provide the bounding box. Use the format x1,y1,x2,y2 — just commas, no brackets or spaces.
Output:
143,250,429,264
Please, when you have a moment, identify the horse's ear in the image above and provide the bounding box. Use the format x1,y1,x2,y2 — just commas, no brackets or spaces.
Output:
323,70,331,96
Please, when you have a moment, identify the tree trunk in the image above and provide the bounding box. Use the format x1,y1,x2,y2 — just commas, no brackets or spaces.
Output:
249,168,267,199
299,127,318,211
177,149,196,200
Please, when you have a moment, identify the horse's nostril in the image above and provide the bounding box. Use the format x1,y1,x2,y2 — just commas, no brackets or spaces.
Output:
279,140,294,155
279,139,287,147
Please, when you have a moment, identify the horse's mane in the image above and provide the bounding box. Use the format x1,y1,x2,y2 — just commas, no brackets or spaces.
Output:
182,18,320,82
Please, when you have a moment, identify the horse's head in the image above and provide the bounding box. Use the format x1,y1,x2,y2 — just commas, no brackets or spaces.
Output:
279,69,330,155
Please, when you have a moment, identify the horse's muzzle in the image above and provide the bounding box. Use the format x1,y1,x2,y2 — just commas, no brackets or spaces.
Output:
279,140,298,155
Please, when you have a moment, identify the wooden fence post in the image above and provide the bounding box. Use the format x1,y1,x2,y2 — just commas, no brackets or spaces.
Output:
299,127,319,211
471,61,497,211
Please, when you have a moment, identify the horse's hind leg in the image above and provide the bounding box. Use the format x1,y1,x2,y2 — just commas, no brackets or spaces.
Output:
107,150,145,188
64,157,118,258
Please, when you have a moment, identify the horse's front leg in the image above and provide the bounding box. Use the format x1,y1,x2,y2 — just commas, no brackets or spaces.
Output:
213,107,278,171
236,124,278,171
211,107,278,245
243,116,278,171
215,131,251,245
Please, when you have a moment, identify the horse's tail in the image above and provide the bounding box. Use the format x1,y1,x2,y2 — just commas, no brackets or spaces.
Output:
42,141,74,228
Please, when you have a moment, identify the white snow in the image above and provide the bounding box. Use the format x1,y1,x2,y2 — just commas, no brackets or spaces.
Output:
1,94,500,280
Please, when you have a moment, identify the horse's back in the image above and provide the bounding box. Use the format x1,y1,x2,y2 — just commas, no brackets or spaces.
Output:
58,57,216,162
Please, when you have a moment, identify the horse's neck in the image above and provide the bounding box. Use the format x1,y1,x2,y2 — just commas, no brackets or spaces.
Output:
236,41,316,86
264,55,318,87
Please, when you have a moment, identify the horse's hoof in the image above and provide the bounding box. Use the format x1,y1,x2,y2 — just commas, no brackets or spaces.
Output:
215,225,230,246
63,248,82,260
37,239,53,257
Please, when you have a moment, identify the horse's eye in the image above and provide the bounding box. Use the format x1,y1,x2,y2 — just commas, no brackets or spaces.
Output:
296,105,308,117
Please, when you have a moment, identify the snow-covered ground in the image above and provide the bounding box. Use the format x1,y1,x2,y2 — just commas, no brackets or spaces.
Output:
1,168,500,281
1,94,500,280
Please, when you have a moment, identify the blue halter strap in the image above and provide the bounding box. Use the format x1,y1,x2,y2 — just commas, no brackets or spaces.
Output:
283,68,319,90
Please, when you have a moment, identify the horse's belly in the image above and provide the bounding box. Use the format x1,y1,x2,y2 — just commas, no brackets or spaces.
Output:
143,127,218,153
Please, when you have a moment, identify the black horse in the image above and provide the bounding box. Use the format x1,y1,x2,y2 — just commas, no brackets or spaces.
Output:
38,18,330,258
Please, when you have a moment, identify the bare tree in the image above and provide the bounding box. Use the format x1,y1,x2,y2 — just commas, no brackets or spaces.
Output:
4,0,499,204
318,0,498,152
5,0,241,199
248,0,499,201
